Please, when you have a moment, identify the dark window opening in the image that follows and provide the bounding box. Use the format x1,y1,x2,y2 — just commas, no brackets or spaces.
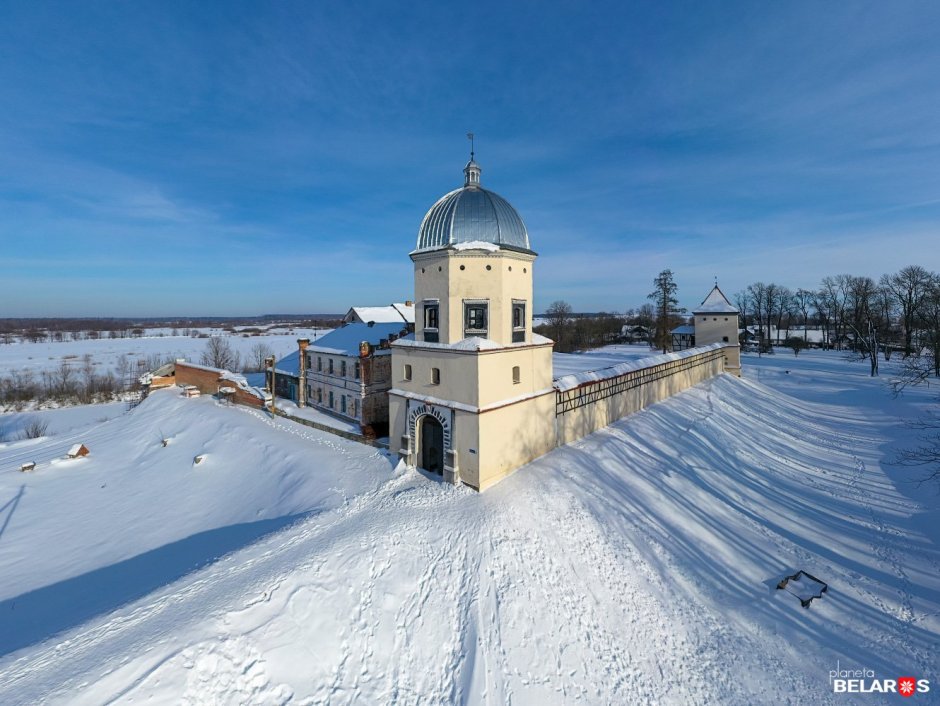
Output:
465,303,488,336
424,303,439,342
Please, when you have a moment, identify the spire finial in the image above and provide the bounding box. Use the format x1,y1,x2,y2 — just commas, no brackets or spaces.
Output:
463,133,481,187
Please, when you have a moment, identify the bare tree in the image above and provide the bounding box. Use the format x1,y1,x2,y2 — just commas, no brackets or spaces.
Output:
918,275,940,379
881,265,933,357
794,288,813,342
774,286,795,342
247,342,275,373
745,282,768,353
200,337,240,371
546,301,573,344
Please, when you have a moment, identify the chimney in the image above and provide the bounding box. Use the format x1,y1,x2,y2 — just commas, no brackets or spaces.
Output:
405,300,414,307
367,321,375,328
297,338,310,407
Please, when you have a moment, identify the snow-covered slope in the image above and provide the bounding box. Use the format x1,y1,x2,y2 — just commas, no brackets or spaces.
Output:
0,354,937,704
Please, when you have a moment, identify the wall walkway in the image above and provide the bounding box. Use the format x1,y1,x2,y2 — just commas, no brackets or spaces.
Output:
554,344,730,446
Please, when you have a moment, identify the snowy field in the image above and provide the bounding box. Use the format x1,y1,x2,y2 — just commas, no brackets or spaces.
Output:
0,327,329,380
0,350,938,704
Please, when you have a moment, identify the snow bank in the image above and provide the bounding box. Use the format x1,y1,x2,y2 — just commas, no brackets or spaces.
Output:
553,342,726,391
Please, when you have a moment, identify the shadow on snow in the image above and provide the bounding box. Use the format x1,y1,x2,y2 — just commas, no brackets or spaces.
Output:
0,512,308,657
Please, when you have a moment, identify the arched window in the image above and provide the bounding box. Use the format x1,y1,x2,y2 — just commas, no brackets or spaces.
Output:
512,366,521,384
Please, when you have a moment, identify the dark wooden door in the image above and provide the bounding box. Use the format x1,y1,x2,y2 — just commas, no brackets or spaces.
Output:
420,416,444,475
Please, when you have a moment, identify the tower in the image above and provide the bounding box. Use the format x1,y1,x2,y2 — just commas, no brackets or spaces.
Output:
389,152,556,490
692,285,741,376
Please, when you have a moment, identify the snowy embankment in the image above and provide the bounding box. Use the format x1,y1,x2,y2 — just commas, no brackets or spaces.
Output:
0,353,938,704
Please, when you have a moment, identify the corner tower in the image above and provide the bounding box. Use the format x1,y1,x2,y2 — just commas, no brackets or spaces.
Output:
389,152,556,491
692,284,741,376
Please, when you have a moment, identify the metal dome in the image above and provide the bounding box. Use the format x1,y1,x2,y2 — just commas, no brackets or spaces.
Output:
415,160,531,252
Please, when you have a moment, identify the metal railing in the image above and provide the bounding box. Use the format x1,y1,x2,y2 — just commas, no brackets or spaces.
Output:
555,348,726,416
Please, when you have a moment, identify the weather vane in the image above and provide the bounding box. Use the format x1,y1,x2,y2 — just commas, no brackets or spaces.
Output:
467,132,475,160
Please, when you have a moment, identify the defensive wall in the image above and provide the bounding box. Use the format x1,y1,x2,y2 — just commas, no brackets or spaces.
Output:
553,343,731,447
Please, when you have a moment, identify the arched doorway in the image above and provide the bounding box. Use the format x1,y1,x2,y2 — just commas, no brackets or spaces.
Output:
418,415,444,475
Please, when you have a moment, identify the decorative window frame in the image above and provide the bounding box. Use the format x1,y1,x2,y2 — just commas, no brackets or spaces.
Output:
463,299,489,337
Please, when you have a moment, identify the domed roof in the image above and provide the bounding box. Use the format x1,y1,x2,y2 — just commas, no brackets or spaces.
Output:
415,159,531,252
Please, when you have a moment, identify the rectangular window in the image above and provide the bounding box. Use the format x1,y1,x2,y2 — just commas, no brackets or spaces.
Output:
352,399,358,419
341,395,346,414
329,391,334,408
329,359,334,374
354,362,360,380
512,300,526,343
305,353,311,370
317,388,322,403
424,301,439,343
317,356,322,372
341,360,347,377
404,364,412,381
431,367,440,385
464,301,488,337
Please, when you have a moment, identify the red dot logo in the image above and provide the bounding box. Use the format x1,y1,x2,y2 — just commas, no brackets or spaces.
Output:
898,677,916,697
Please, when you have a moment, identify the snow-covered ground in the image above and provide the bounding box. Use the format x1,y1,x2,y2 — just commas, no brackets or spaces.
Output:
0,350,937,704
0,328,330,379
552,344,655,378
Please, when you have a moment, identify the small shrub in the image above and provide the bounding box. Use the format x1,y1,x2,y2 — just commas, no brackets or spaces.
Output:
784,336,807,356
21,420,50,439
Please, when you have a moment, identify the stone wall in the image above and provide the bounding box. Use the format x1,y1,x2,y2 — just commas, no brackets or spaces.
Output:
554,344,729,446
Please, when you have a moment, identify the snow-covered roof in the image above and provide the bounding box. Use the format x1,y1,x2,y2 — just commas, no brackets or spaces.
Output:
275,323,410,376
343,304,415,325
693,285,738,314
176,361,265,400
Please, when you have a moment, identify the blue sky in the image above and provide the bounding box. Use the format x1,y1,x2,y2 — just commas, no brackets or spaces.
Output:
2,1,939,317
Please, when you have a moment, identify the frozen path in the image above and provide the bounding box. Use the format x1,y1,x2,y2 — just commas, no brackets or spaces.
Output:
0,353,938,704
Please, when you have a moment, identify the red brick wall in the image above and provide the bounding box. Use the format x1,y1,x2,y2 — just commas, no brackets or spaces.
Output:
175,362,264,408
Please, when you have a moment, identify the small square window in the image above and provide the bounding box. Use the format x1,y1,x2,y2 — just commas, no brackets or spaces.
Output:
431,367,440,385
404,364,412,381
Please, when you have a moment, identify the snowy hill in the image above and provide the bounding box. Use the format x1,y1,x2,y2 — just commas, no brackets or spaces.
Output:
0,353,938,704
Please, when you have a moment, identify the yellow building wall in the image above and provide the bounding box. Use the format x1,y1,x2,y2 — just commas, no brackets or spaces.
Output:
475,392,556,491
413,248,536,345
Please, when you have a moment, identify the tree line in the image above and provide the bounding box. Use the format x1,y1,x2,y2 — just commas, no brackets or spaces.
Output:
0,339,279,411
734,265,940,378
